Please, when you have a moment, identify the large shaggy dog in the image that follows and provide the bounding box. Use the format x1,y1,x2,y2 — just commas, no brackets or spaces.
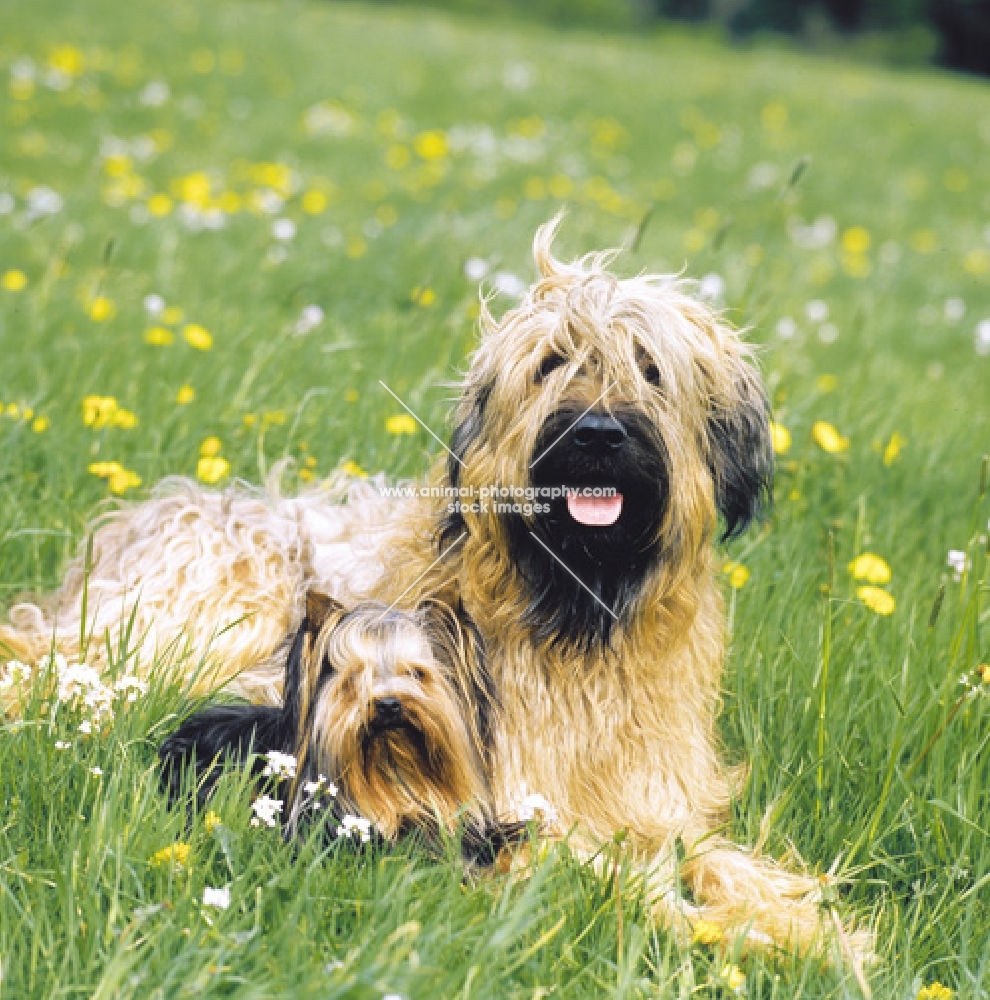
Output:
1,219,868,955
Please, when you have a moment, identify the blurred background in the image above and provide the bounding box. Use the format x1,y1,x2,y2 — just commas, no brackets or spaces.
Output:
369,0,990,75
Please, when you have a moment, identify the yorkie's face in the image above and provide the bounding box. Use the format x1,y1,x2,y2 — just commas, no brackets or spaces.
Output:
295,601,487,839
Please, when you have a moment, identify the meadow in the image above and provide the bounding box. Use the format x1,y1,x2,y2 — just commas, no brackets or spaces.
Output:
1,0,989,995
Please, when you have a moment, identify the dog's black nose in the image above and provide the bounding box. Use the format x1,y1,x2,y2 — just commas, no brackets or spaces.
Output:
374,697,403,723
571,412,627,452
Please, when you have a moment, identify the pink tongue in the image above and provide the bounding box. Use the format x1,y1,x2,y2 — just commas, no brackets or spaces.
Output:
567,493,623,527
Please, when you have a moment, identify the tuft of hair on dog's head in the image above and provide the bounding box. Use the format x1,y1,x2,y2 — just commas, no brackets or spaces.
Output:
288,594,495,842
442,213,773,651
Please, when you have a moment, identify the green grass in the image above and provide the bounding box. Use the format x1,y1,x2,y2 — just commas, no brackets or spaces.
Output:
1,0,989,996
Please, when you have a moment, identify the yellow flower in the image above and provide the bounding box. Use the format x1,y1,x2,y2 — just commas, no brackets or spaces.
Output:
200,436,222,457
87,297,116,321
910,229,938,254
197,456,230,484
173,172,212,207
723,562,750,590
82,395,118,428
183,324,213,350
113,408,138,429
301,190,328,214
812,421,849,454
88,461,140,494
108,468,142,494
761,101,788,130
340,459,367,478
150,842,191,869
857,585,895,616
176,386,195,404
344,389,359,402
89,461,124,477
204,810,222,833
411,286,435,307
848,553,891,585
769,421,791,455
49,45,86,77
2,269,28,291
816,374,838,393
721,964,746,992
385,144,410,170
145,326,175,346
32,416,49,433
963,249,990,276
147,193,173,217
917,984,953,1000
414,130,448,160
162,306,184,325
386,414,417,435
692,919,723,945
883,432,906,467
841,226,871,254
977,664,990,685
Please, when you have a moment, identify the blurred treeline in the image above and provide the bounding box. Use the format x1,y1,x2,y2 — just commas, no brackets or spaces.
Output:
357,0,990,75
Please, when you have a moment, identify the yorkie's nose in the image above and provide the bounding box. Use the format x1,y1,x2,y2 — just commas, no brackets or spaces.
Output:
373,697,403,724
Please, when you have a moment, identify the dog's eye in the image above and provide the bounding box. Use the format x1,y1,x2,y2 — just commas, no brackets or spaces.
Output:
536,352,567,382
643,363,661,387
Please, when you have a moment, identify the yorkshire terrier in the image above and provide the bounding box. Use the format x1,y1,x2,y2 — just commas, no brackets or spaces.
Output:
159,591,521,866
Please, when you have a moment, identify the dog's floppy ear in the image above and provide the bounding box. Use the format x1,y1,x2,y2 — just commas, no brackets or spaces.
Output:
305,590,344,634
284,590,345,741
707,360,774,542
439,380,493,548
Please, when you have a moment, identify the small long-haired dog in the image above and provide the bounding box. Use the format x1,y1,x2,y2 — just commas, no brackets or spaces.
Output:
160,591,516,863
2,216,870,958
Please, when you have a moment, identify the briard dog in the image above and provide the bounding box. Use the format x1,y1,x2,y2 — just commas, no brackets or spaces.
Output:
1,218,869,956
160,591,517,865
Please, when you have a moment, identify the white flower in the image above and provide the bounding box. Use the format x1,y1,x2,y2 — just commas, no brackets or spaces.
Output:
55,740,71,750
336,814,372,842
90,766,103,776
383,994,406,1000
262,751,297,779
140,80,170,107
255,190,284,215
947,549,969,581
293,304,324,335
776,316,797,340
805,299,829,322
79,720,93,735
464,257,489,281
26,186,64,217
251,795,284,828
492,271,525,298
518,792,558,824
698,273,725,303
818,323,839,344
203,886,231,910
502,62,534,92
975,319,990,357
114,674,149,702
945,297,966,322
0,660,32,689
747,162,779,190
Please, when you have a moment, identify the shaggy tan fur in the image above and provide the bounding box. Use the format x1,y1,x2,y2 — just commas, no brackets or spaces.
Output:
0,218,870,959
291,596,490,840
